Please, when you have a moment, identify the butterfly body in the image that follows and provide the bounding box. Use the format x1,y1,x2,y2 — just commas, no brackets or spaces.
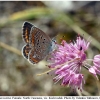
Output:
22,21,53,64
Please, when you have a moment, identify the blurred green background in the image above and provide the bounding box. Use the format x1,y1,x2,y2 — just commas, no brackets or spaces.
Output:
0,1,100,96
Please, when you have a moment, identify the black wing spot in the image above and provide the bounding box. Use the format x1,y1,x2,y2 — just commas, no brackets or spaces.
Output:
40,35,43,39
37,43,39,45
37,55,40,59
38,45,41,48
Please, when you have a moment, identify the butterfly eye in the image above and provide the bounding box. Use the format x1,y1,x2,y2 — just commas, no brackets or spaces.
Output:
52,40,56,43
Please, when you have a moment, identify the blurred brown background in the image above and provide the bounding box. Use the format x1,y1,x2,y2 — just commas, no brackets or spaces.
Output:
0,1,100,96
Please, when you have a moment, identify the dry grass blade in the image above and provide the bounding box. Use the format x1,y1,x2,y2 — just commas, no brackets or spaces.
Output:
95,78,100,95
82,90,92,96
0,41,22,56
76,89,82,96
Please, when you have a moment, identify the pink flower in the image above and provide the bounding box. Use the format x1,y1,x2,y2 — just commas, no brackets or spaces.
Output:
89,55,100,79
47,36,90,91
74,36,90,51
42,36,100,91
53,70,85,91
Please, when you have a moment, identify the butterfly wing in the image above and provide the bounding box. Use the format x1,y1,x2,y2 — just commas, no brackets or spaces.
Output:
22,22,33,43
22,22,33,59
22,44,31,59
22,21,53,64
28,26,52,64
28,48,40,64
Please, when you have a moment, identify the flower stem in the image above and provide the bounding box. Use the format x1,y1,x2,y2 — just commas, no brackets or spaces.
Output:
36,58,79,76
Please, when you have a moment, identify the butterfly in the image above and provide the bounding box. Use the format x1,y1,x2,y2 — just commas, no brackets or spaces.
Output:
22,21,56,64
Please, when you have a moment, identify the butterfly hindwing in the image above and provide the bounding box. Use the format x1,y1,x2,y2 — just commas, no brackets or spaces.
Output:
22,44,31,59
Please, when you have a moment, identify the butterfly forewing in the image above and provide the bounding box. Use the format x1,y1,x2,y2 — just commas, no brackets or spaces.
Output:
22,22,33,43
